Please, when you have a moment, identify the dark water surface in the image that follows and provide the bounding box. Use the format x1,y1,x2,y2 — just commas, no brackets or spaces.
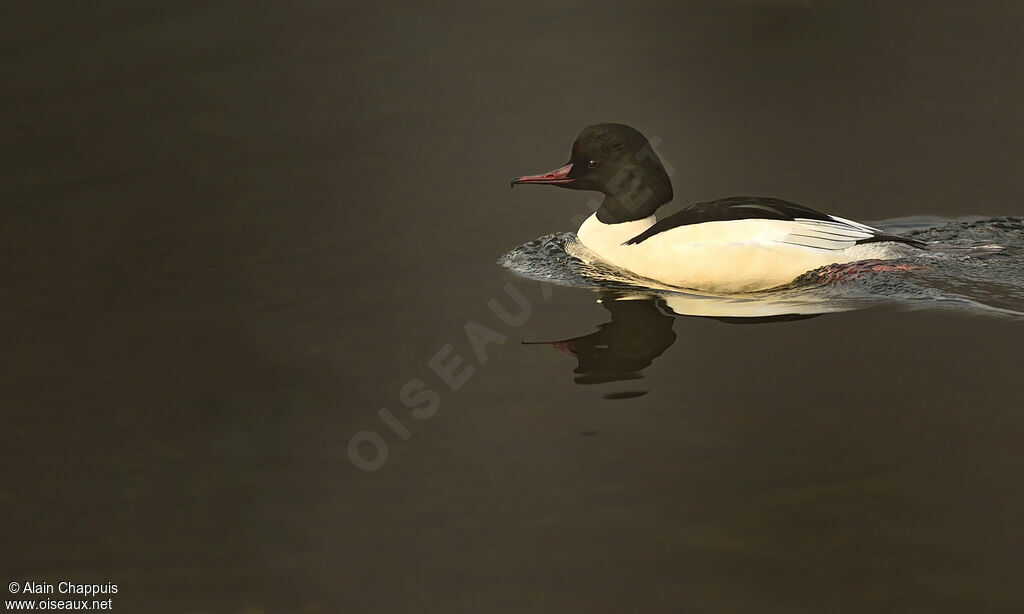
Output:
3,2,1024,612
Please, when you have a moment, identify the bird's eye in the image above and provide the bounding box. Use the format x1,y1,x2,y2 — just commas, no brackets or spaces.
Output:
586,160,599,169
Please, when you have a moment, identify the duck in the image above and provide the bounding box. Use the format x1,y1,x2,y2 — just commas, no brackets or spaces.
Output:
511,123,925,293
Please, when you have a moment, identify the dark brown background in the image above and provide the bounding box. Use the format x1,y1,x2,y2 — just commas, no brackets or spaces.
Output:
3,1,1023,612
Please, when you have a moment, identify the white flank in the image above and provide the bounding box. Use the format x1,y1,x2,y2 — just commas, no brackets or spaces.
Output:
575,213,910,293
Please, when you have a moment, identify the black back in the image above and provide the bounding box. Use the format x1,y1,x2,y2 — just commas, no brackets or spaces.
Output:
624,196,925,248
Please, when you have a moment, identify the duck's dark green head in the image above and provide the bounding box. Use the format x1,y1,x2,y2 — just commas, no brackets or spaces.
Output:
512,123,673,223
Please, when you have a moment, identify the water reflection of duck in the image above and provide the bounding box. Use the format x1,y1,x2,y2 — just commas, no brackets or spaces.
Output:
525,297,676,387
512,123,925,293
526,291,855,392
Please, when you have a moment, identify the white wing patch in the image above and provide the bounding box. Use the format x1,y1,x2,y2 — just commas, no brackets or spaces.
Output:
780,216,882,251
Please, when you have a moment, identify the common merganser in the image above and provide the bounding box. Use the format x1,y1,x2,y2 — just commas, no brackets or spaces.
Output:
512,123,925,293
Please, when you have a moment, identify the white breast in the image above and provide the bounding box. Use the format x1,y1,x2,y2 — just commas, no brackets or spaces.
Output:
575,213,906,292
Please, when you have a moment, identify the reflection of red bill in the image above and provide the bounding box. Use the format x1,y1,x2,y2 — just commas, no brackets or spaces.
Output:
817,260,928,284
522,339,577,357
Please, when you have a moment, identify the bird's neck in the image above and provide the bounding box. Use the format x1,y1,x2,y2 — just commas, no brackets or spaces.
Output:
595,167,672,224
597,194,664,224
